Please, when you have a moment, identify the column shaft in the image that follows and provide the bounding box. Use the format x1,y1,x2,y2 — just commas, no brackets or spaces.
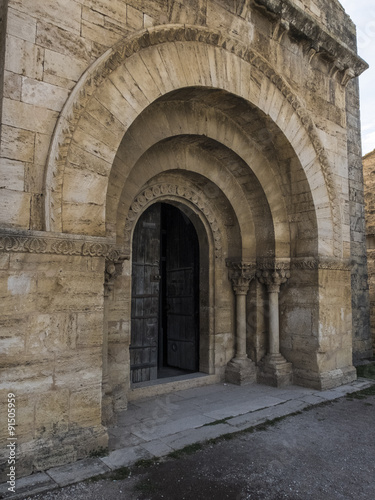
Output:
268,290,280,356
236,291,248,359
102,289,110,393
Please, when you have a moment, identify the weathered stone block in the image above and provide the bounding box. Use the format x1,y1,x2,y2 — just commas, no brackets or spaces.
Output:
7,7,37,43
54,349,102,390
69,387,102,426
35,390,70,438
4,35,43,80
0,159,25,191
0,124,35,162
3,70,22,100
21,77,69,112
127,5,144,30
0,190,31,227
3,98,59,135
12,0,81,34
77,312,103,347
36,21,91,63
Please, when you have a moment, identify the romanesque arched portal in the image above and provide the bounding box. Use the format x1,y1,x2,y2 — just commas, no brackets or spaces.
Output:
0,0,371,480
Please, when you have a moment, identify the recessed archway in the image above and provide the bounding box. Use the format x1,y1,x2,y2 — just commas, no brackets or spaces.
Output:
45,28,340,259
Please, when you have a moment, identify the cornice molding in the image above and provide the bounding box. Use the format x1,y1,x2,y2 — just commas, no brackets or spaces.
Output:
252,0,368,83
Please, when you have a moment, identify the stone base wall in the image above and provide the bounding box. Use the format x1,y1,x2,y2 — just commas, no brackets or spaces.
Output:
0,245,108,480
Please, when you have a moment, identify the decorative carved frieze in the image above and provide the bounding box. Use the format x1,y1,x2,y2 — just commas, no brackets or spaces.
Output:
256,258,291,271
290,257,351,271
0,231,125,262
124,183,223,259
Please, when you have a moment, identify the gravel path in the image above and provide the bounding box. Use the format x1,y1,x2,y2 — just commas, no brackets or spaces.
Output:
24,392,375,500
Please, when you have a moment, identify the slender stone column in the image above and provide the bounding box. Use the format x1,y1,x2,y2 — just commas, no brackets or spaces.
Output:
102,259,123,424
225,262,257,385
256,268,293,387
233,276,251,360
103,262,117,395
267,280,282,358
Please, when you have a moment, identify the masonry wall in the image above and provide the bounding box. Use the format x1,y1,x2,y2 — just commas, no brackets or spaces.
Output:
347,80,372,361
0,243,107,479
363,149,375,353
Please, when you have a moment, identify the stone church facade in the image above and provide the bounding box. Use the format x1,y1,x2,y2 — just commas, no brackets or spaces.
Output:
0,0,372,478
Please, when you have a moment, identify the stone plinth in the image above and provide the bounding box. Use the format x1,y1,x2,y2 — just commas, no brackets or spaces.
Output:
225,358,257,386
257,354,293,388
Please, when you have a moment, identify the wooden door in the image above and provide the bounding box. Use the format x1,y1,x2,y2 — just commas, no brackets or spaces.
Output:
130,204,161,383
164,204,199,371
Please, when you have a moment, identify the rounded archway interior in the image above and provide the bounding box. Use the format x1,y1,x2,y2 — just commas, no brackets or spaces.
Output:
107,87,318,262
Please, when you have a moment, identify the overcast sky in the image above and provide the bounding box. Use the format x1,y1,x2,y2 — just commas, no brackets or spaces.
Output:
339,0,375,155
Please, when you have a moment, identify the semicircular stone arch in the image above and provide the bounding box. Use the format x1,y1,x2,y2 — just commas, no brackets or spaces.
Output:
124,183,225,260
46,24,341,258
109,96,319,261
119,141,264,261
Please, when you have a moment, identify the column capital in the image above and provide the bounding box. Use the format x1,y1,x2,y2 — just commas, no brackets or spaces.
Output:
104,257,126,293
227,260,256,295
256,268,290,293
231,275,252,295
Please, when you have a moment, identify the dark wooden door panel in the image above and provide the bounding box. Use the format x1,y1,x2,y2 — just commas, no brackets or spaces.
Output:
130,204,161,383
131,203,199,382
164,205,199,371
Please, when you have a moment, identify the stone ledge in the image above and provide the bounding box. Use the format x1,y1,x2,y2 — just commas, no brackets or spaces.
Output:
253,0,368,82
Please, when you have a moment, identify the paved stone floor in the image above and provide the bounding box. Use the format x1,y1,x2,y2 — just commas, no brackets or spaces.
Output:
1,378,373,499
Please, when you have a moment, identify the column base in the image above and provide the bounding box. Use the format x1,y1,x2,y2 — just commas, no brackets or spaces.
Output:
225,357,257,385
258,353,293,387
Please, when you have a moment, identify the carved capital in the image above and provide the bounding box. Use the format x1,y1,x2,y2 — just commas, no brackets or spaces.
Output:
104,256,126,292
231,275,252,295
256,269,290,293
227,260,256,295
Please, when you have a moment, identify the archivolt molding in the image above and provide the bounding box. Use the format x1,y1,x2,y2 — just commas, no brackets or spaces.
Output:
47,24,342,255
124,183,223,259
0,231,125,262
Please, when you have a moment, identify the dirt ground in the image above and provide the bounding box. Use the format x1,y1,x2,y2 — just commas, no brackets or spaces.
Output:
25,391,375,500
